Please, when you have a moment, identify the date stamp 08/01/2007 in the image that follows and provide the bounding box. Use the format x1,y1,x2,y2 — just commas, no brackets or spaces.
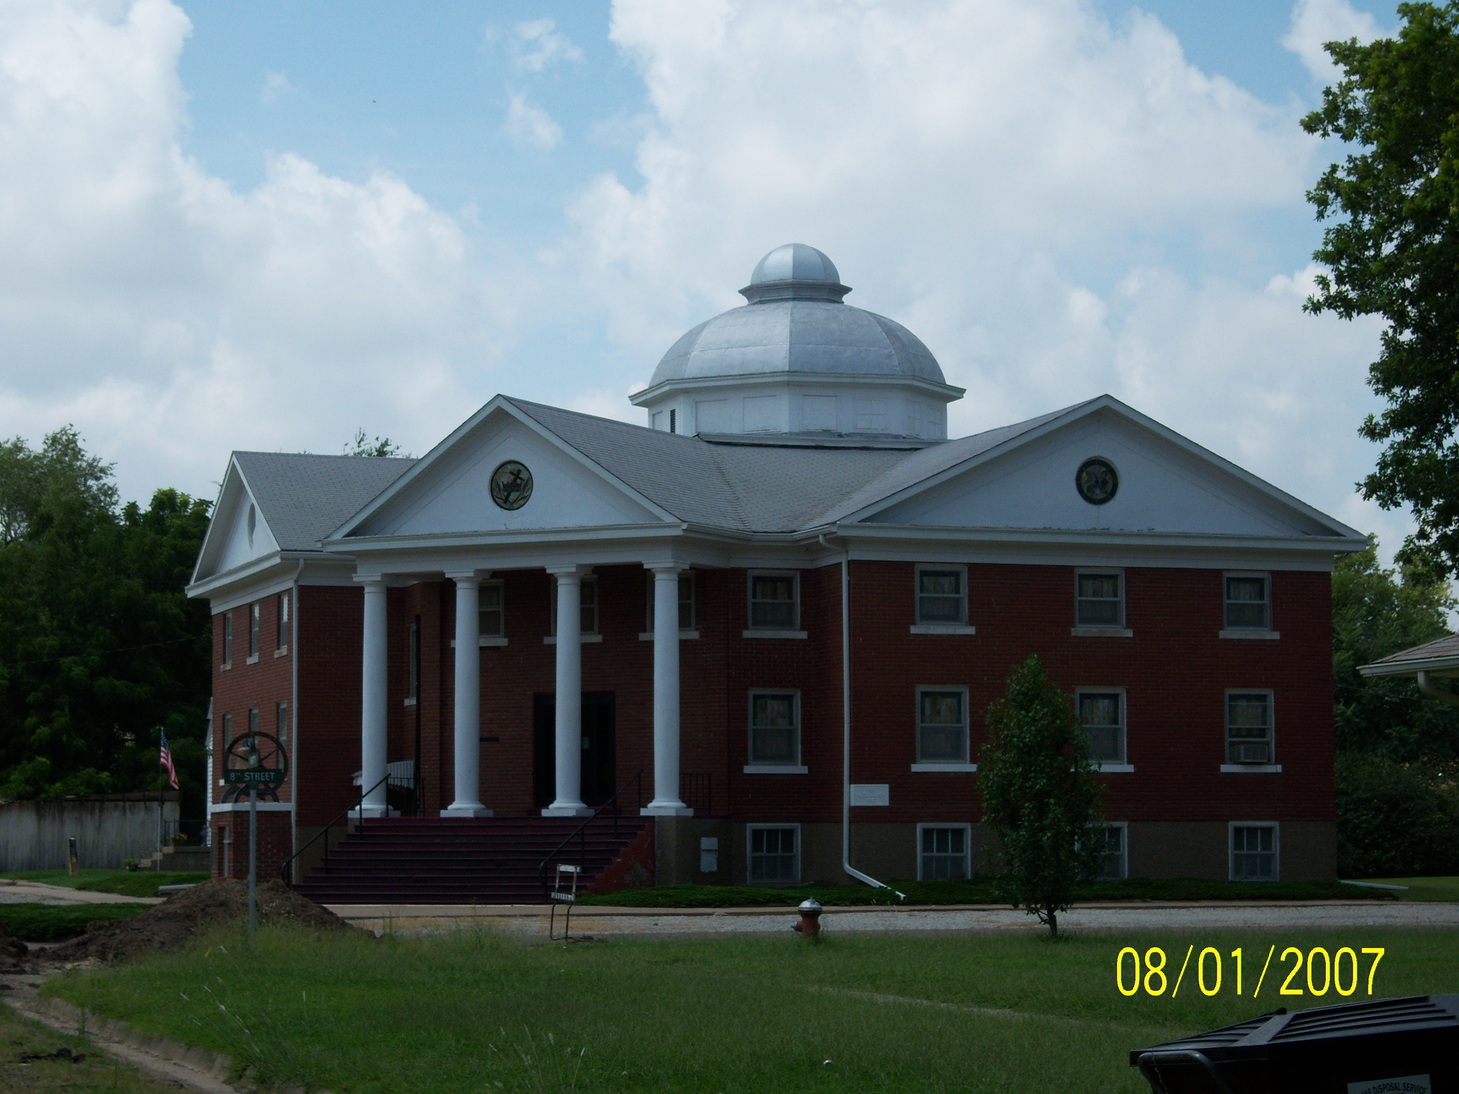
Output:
1116,945,1385,999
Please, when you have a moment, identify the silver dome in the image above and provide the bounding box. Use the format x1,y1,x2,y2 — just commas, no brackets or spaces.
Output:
647,245,947,387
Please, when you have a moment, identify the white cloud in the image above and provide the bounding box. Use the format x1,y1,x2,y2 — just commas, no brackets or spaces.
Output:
259,68,293,106
505,88,563,150
0,0,509,505
512,18,584,73
1283,0,1386,82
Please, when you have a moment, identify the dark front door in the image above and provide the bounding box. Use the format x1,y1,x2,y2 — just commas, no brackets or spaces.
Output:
533,692,616,809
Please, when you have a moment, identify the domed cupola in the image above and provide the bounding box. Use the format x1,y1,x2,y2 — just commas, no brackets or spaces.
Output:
631,244,964,441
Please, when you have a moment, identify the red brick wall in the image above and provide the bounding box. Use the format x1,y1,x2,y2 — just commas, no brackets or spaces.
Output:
211,595,293,807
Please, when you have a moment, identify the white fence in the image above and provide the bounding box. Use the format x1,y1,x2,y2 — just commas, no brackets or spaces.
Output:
0,795,178,871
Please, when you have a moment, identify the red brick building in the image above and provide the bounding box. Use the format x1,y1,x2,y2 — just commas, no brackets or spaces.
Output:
188,245,1366,892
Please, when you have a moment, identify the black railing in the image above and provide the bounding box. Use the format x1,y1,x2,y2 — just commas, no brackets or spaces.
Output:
682,772,713,815
537,771,644,902
279,774,390,886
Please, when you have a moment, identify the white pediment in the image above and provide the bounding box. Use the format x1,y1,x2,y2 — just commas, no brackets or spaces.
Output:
191,463,280,584
859,404,1353,540
342,404,668,539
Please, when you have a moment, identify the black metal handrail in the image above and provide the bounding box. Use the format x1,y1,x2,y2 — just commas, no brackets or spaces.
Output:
279,774,390,886
537,771,645,902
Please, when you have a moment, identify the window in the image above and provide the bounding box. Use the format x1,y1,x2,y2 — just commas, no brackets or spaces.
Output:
407,620,419,704
917,688,968,764
918,824,970,880
1230,824,1278,881
248,602,260,660
1085,824,1127,880
748,691,800,766
748,573,798,630
1075,571,1123,627
479,581,505,638
669,408,677,434
276,701,289,744
222,712,232,746
646,571,696,631
549,577,598,636
1077,690,1125,764
247,708,259,738
1226,691,1273,764
221,612,233,667
1224,574,1271,630
747,825,799,883
916,566,966,625
276,592,290,650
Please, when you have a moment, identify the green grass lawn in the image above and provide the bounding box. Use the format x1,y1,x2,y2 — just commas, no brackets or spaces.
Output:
0,902,149,941
1,869,208,898
0,1002,189,1094
46,925,1457,1094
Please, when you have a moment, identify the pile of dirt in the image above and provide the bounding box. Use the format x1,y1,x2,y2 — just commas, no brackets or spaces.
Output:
43,879,353,964
0,919,27,965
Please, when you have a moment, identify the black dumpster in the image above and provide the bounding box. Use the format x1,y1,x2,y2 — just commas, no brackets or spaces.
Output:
1131,994,1459,1094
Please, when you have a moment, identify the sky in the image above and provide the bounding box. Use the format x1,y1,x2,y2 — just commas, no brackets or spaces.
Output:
0,0,1414,559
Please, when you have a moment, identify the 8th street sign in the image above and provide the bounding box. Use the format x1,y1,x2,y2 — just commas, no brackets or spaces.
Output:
224,768,285,786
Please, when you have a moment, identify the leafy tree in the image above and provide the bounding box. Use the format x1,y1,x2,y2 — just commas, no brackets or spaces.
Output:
1332,541,1459,765
979,655,1103,938
1303,3,1459,576
1336,752,1459,876
0,431,210,820
345,429,408,458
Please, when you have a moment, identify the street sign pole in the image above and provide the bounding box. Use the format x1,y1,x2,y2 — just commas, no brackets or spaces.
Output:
248,784,257,944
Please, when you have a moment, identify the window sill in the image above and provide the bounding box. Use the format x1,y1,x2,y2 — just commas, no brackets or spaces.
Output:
543,634,603,644
743,764,808,774
911,762,977,773
742,629,808,639
220,662,232,672
403,697,417,708
1070,626,1133,638
1219,629,1280,640
1094,763,1135,773
1220,763,1282,773
245,654,260,665
274,645,289,657
909,624,977,635
638,630,701,641
448,637,510,648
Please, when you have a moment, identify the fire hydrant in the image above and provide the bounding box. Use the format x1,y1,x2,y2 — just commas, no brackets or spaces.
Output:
792,897,823,939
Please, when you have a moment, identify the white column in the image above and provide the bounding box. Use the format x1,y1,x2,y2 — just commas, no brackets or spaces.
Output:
643,562,691,815
443,571,491,817
358,576,391,817
544,566,590,816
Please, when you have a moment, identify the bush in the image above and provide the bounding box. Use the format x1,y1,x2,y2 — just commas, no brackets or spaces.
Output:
1337,753,1459,876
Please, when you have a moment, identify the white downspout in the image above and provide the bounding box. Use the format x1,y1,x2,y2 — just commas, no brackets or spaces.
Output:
1418,670,1459,708
819,532,905,901
288,560,302,879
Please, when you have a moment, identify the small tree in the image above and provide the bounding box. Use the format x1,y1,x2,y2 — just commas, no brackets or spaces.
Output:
979,655,1103,938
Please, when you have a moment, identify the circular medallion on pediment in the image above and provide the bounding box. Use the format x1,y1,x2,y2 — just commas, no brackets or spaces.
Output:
1075,457,1118,505
490,460,533,510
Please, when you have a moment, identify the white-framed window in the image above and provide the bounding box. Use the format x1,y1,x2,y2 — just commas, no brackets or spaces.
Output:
221,612,233,667
1230,823,1279,881
1075,570,1123,628
549,576,598,636
915,566,966,625
748,572,798,630
1077,689,1126,765
276,701,289,744
646,571,696,631
248,602,261,660
221,711,232,746
748,691,800,767
916,687,968,764
247,707,259,738
747,824,800,884
918,824,971,880
1224,573,1273,631
1085,823,1127,880
276,592,290,650
479,580,505,639
1226,691,1273,765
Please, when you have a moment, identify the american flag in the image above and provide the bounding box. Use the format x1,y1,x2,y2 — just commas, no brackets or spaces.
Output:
159,730,179,790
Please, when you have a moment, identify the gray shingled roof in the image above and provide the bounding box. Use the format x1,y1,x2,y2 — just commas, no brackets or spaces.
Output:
234,451,414,550
504,396,1085,533
1359,632,1459,677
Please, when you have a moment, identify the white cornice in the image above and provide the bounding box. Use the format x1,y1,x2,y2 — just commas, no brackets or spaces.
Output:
629,369,965,407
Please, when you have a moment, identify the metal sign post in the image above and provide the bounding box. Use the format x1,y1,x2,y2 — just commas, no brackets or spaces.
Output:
223,732,289,946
